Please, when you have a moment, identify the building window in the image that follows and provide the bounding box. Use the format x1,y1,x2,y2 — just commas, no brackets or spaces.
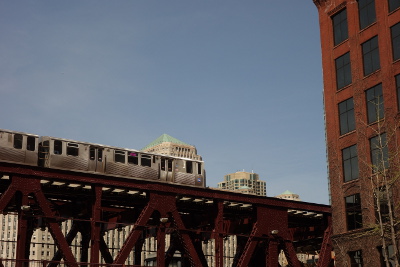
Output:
339,98,356,135
375,186,391,223
366,83,384,123
349,250,363,266
346,194,362,230
332,8,348,45
336,52,352,89
358,0,376,29
342,145,359,182
362,36,380,76
392,23,400,61
370,133,388,172
389,0,400,12
397,74,400,111
379,245,396,266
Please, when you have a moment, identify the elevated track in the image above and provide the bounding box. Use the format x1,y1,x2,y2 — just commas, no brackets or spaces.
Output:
0,162,332,267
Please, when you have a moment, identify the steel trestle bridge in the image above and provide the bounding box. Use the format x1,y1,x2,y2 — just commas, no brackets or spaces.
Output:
0,162,332,267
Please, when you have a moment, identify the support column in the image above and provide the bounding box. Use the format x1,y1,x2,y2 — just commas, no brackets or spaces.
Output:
214,201,224,267
114,201,154,264
34,188,78,267
157,225,166,267
267,240,279,267
90,186,102,264
317,216,332,267
15,195,30,267
283,240,302,267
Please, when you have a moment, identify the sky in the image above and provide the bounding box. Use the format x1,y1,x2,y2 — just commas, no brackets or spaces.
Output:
0,1,329,204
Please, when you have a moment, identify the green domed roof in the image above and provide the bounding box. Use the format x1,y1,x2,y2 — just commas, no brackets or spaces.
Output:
239,186,251,189
142,134,190,150
281,190,295,195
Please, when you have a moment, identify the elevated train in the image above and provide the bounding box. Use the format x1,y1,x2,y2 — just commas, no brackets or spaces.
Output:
0,129,205,187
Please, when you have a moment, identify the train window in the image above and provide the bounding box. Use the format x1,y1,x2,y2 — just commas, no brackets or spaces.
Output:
161,158,172,171
141,154,151,167
115,150,126,164
168,159,173,171
90,147,95,160
128,152,138,165
186,161,193,174
54,140,62,155
27,136,35,151
161,158,166,171
67,143,79,156
98,149,103,161
13,134,23,149
197,163,202,175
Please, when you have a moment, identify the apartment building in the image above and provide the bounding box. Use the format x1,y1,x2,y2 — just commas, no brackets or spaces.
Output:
313,0,400,265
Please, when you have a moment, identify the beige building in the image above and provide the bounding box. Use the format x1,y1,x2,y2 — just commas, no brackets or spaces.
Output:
141,133,202,161
0,214,238,267
217,171,267,196
275,190,301,201
0,214,143,266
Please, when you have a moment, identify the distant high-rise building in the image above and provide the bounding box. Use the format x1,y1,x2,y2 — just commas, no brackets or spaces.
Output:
141,133,202,160
275,190,301,201
217,171,267,196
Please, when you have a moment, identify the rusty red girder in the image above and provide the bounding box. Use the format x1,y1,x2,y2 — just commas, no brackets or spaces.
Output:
0,162,332,267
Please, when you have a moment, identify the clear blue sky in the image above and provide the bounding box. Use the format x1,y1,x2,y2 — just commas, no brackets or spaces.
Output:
0,1,329,204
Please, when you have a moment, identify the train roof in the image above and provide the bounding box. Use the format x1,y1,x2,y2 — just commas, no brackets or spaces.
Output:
0,128,39,137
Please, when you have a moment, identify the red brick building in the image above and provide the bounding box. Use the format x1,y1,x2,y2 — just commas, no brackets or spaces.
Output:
313,0,400,265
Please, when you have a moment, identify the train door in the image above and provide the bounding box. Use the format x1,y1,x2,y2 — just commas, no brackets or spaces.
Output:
24,135,38,165
88,146,104,173
38,139,50,167
160,157,174,182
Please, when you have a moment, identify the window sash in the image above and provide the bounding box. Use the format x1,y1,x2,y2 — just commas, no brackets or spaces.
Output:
370,133,388,172
366,83,384,123
362,36,380,75
392,23,400,61
343,145,359,182
339,98,356,135
333,9,349,45
336,52,352,89
389,0,400,12
358,0,376,29
346,194,363,230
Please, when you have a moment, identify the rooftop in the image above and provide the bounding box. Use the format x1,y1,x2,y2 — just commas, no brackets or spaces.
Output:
142,134,191,150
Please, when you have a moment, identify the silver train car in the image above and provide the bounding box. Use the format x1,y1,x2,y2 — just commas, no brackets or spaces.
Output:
0,129,205,187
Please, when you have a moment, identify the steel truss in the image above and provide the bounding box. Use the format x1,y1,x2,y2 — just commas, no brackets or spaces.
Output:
0,162,332,267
